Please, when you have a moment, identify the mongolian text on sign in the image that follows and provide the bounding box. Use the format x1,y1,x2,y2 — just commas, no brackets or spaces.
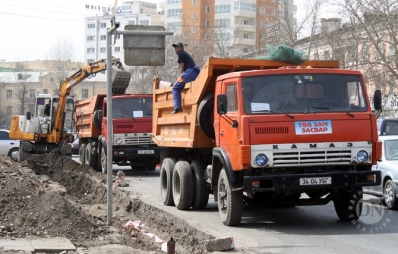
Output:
295,120,332,135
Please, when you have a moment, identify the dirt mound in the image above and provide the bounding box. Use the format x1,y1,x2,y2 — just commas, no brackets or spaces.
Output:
0,155,108,243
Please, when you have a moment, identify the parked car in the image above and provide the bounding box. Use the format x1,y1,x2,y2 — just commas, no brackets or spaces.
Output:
0,129,20,162
364,135,398,210
377,118,398,135
71,135,79,155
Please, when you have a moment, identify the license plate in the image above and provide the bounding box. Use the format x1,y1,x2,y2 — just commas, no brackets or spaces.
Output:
300,177,332,185
138,150,154,154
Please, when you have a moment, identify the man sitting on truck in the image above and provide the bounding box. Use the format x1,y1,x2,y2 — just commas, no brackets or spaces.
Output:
171,42,200,114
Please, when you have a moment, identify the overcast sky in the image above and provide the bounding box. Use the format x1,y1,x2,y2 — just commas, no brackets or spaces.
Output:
0,0,160,62
0,0,310,62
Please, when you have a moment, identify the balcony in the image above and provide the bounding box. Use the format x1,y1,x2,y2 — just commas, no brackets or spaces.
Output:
233,9,255,18
236,38,256,46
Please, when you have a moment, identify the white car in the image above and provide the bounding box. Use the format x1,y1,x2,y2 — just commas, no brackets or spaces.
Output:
0,129,20,162
364,135,398,210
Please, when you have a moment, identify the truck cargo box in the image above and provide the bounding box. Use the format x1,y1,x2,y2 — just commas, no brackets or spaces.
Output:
153,58,339,148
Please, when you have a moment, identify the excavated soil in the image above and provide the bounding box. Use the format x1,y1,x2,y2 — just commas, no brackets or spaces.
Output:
0,154,210,253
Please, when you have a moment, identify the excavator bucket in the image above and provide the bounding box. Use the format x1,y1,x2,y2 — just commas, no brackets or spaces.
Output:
111,66,131,94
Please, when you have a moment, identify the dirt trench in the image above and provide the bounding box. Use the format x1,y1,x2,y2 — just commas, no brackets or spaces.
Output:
0,154,212,253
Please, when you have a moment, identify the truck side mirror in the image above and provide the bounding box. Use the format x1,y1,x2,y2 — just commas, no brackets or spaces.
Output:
217,94,228,115
373,90,382,110
26,111,32,120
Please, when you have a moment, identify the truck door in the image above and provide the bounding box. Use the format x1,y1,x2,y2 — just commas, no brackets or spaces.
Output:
218,83,242,170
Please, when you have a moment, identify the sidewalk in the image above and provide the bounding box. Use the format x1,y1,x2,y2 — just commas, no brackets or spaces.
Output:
0,237,75,253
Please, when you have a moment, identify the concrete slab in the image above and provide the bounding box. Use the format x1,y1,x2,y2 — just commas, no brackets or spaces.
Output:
0,239,35,252
31,237,75,253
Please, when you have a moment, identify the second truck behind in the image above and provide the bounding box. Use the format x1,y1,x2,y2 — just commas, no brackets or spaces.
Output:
75,94,161,173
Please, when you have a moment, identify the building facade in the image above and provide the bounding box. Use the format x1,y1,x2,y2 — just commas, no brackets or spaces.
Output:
84,1,163,64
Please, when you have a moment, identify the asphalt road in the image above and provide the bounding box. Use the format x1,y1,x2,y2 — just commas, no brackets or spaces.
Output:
72,156,398,254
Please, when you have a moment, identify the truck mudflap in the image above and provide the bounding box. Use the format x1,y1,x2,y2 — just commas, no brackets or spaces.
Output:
243,170,382,193
112,146,163,158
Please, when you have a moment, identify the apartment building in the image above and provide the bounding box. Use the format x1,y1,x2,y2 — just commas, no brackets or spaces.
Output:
85,1,163,64
163,0,292,57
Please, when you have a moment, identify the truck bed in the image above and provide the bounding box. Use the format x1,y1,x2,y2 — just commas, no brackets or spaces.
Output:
75,94,105,139
152,58,339,148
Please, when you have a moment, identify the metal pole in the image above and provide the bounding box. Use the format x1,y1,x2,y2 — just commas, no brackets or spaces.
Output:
106,24,117,226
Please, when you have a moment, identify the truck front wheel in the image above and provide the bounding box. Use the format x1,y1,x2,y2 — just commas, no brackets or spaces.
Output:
160,158,176,206
218,168,243,226
172,161,194,210
333,187,363,221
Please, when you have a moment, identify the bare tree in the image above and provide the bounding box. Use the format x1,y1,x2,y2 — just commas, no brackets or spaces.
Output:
333,0,398,96
45,38,81,94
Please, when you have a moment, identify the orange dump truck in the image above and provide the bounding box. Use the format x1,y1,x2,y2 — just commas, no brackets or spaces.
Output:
75,93,161,173
153,58,382,226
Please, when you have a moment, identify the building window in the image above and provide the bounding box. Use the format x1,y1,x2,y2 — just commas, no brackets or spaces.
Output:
192,12,196,19
167,22,182,29
100,23,106,28
139,20,149,25
128,20,135,25
234,2,256,12
6,106,12,116
361,42,369,62
87,24,95,29
116,34,121,39
323,50,330,60
29,89,35,98
114,47,121,52
43,89,48,94
260,7,265,14
6,90,12,99
215,19,230,27
192,0,196,5
87,59,94,63
100,47,106,53
87,36,95,41
206,6,210,13
243,20,249,25
87,48,95,53
215,5,231,14
243,48,249,53
82,89,89,99
100,35,106,40
191,26,195,33
205,20,209,26
243,34,249,39
271,9,275,16
260,21,264,28
167,0,182,3
167,9,182,17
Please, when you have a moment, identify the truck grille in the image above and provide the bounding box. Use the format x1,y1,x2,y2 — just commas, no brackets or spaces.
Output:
125,136,154,145
273,150,352,166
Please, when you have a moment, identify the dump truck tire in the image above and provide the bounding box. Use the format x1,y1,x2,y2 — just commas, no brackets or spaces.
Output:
79,144,86,164
172,161,194,210
191,160,209,210
198,94,215,140
93,109,102,132
218,168,243,226
85,143,96,168
333,187,363,221
160,158,176,206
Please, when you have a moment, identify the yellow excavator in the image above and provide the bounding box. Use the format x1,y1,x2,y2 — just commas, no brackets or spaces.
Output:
9,58,131,162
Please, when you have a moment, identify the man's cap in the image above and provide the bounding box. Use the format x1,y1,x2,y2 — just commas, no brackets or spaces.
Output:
172,42,184,48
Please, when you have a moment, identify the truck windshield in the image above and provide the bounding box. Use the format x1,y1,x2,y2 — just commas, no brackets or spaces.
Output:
242,74,367,114
112,98,152,119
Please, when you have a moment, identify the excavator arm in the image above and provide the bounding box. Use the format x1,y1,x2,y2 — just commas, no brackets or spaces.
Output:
49,58,131,143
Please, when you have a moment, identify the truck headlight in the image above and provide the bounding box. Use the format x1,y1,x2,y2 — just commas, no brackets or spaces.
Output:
357,150,368,163
115,138,123,145
255,154,268,166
